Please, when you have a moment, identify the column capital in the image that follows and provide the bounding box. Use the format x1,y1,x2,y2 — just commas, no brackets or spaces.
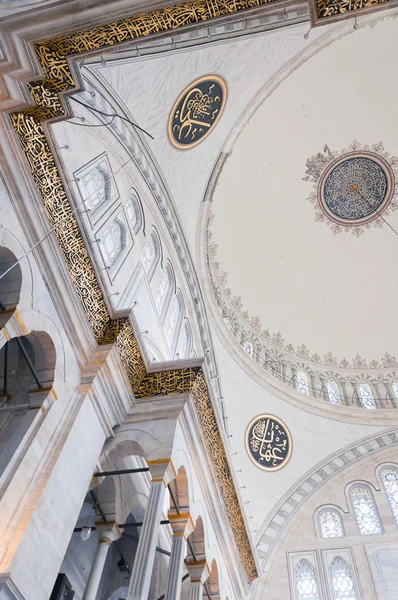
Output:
95,521,121,545
147,459,176,485
186,560,210,584
168,513,194,539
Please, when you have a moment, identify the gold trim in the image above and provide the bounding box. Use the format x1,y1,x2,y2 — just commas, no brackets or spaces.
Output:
167,75,227,150
245,414,292,472
7,1,261,583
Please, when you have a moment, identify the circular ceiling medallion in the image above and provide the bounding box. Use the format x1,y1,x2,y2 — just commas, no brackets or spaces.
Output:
319,153,394,226
245,415,292,472
168,75,227,150
305,142,398,235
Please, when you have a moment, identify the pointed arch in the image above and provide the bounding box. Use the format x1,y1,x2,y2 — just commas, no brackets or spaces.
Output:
327,378,342,404
166,289,185,358
79,162,110,212
329,557,356,600
380,465,398,525
294,559,319,600
296,369,309,395
142,228,161,282
349,484,382,535
126,188,143,234
176,319,193,359
0,247,22,313
318,508,345,538
155,262,175,325
357,381,376,409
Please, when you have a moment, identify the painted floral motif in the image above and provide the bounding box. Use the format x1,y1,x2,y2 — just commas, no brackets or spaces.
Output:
207,210,398,393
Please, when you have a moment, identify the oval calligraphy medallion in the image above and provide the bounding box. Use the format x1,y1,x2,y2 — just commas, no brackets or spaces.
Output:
245,415,292,472
168,75,227,150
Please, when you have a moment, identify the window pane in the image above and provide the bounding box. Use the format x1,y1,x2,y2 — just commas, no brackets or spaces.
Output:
297,370,309,395
358,382,376,409
81,167,106,210
392,380,398,400
319,510,344,538
100,221,122,265
330,557,356,600
242,339,254,357
350,486,381,535
327,379,342,404
381,468,398,524
295,560,319,600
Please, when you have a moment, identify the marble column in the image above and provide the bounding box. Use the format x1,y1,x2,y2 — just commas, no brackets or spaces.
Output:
164,514,194,600
127,460,176,600
186,560,210,600
83,521,121,600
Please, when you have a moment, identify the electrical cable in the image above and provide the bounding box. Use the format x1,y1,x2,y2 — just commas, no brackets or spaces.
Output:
70,96,154,140
0,155,135,282
67,115,116,128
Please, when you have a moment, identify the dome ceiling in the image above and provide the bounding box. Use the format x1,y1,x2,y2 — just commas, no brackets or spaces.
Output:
208,17,398,372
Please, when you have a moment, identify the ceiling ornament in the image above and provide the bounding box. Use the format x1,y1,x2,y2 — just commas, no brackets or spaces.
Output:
168,75,227,149
304,142,398,235
246,415,292,471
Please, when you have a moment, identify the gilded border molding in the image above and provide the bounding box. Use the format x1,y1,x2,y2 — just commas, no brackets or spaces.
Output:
9,0,261,583
309,0,397,25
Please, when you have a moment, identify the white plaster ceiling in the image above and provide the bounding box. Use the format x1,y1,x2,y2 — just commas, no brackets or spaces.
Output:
210,16,398,367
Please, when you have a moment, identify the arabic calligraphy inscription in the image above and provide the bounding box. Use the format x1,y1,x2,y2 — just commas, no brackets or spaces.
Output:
246,415,292,471
168,75,227,149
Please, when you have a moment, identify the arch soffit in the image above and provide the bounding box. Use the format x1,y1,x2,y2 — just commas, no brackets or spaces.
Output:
257,428,398,570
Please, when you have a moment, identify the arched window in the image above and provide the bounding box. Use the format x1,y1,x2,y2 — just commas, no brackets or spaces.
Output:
177,320,193,359
295,560,319,600
327,379,342,404
242,339,254,357
381,467,398,524
358,381,376,409
330,557,356,600
391,380,398,401
80,165,109,211
100,220,125,266
166,291,185,357
223,314,236,334
319,509,344,538
296,369,309,395
350,485,382,535
142,231,160,281
155,265,174,323
126,190,143,234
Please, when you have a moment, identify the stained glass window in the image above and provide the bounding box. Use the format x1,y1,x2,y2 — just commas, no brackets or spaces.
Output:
242,339,254,357
100,221,122,265
358,382,376,409
297,370,309,395
392,380,398,400
381,467,398,524
319,509,344,538
350,485,382,535
80,167,107,211
295,560,319,600
330,557,356,600
327,379,342,404
126,191,142,233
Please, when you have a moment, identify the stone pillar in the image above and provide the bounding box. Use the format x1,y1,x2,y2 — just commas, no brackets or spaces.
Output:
83,521,121,600
186,560,210,600
127,460,176,600
164,514,194,600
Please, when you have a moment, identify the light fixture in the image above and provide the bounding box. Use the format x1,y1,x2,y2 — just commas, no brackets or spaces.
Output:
81,526,92,541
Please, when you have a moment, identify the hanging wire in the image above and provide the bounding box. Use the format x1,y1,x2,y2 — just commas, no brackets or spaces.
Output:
70,97,154,140
0,155,137,282
67,115,117,128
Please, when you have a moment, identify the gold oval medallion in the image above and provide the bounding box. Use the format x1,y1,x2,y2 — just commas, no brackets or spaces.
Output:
245,415,292,472
168,75,227,150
